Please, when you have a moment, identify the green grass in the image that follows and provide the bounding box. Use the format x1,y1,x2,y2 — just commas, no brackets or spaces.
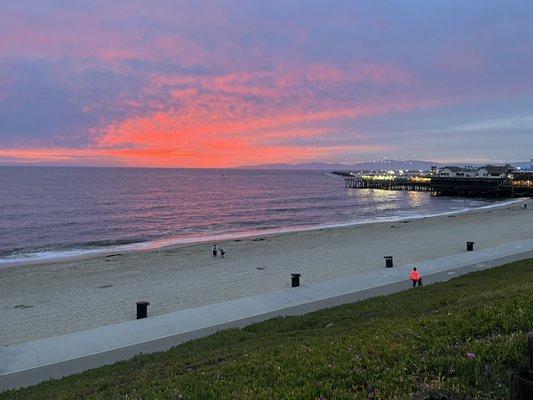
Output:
2,260,532,400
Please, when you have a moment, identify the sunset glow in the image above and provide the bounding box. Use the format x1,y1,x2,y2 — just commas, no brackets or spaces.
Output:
1,1,532,167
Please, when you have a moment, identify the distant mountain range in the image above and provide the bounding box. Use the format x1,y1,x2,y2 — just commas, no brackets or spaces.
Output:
239,160,532,171
510,161,532,170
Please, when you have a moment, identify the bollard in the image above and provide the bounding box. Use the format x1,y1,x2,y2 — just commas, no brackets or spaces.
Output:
384,256,393,268
291,273,301,288
509,331,533,400
136,300,150,319
467,241,475,251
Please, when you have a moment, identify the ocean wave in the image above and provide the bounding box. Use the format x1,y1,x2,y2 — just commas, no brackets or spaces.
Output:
0,237,151,261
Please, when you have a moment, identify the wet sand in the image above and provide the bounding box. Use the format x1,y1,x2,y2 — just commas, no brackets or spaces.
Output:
1,199,531,347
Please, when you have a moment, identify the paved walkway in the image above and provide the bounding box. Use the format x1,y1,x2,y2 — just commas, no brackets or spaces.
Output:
1,239,532,392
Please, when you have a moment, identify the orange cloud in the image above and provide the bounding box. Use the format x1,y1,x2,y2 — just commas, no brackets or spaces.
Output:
96,98,438,148
93,61,425,152
0,54,439,167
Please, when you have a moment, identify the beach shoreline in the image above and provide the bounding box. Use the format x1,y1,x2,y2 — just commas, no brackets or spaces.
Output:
1,198,531,347
0,197,524,270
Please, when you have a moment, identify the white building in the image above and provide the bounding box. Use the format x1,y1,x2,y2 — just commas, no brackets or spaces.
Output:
438,166,476,178
438,165,513,179
475,165,513,178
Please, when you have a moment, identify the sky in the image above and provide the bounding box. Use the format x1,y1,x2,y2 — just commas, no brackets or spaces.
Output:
0,0,532,167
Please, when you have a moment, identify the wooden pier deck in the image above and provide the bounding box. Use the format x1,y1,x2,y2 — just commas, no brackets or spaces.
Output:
344,176,432,192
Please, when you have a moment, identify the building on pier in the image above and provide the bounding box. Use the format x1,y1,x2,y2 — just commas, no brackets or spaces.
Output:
438,165,513,179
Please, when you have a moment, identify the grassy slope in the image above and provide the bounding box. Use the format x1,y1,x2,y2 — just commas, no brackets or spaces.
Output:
2,259,532,400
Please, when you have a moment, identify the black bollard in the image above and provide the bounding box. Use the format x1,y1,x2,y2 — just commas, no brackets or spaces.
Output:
291,273,301,288
467,241,475,251
136,300,150,319
384,256,393,268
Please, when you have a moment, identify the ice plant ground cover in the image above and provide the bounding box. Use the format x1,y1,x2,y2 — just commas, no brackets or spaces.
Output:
2,259,532,400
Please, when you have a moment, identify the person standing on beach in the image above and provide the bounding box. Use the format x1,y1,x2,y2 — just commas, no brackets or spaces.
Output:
220,248,226,258
410,267,422,287
212,244,218,258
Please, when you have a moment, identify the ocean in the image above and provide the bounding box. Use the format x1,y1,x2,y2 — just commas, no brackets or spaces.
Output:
0,167,509,265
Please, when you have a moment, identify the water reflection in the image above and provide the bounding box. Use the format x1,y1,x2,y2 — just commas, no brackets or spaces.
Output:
406,191,425,208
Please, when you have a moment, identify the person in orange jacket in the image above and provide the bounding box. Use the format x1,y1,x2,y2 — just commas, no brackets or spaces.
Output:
410,267,423,287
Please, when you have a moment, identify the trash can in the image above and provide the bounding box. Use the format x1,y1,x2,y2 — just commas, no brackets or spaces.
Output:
136,300,150,319
291,273,301,288
384,256,393,268
467,241,475,251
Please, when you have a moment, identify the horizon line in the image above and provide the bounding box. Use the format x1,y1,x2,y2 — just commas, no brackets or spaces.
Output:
0,159,528,170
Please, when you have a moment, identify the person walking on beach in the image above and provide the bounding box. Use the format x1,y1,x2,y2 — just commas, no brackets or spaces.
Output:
220,248,226,258
212,244,218,258
410,267,422,287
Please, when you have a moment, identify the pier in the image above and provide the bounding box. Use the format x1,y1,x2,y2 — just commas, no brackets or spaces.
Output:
342,172,532,197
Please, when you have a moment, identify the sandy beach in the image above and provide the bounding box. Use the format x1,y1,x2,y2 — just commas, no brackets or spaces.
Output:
1,199,531,347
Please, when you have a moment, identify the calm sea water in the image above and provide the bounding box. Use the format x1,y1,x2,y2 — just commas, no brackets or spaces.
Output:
0,167,507,265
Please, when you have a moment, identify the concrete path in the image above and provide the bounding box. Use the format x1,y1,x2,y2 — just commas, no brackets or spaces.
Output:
1,239,532,392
